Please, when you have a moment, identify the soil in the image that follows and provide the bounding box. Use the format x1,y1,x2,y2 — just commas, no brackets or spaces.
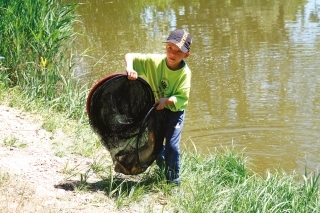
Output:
0,105,163,213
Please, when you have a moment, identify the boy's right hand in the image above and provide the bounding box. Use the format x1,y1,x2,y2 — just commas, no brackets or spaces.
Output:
126,69,138,80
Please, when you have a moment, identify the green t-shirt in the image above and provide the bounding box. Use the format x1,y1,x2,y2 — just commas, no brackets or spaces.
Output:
132,54,191,112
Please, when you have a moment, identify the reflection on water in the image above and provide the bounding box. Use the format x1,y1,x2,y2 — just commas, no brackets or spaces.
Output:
70,0,320,175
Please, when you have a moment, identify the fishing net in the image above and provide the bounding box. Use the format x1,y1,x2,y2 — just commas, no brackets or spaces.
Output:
86,74,168,175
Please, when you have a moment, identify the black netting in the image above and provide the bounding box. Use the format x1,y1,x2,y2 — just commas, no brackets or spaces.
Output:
86,74,168,175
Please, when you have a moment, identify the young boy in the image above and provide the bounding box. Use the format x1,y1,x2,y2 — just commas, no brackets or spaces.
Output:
125,29,192,184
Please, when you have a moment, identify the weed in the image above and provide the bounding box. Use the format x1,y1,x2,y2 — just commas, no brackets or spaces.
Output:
3,136,19,147
3,136,17,147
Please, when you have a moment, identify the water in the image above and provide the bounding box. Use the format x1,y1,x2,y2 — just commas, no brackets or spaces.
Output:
70,0,320,175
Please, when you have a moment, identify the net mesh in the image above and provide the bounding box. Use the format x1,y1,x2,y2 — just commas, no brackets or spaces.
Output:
86,74,168,175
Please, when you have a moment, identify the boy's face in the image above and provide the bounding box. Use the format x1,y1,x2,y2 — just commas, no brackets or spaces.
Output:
165,43,190,70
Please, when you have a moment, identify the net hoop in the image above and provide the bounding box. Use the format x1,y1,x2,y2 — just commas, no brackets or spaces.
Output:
86,73,122,116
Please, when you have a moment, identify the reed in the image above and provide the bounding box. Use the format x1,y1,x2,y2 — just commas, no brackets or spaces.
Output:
0,0,86,119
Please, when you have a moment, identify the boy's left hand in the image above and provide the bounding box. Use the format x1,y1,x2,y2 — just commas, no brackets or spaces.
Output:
155,98,168,110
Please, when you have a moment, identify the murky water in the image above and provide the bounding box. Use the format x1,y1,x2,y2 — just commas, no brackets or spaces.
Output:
70,0,320,175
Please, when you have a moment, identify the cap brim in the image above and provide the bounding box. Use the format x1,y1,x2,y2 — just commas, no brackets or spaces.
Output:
163,40,189,53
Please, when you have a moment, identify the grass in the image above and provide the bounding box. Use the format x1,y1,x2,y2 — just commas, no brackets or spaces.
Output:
0,0,85,120
3,136,19,147
49,137,320,212
0,0,320,212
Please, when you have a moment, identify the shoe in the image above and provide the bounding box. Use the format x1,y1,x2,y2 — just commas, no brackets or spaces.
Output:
167,177,181,186
166,170,180,185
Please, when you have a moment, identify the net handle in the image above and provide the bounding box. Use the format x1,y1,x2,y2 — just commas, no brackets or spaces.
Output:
136,103,159,168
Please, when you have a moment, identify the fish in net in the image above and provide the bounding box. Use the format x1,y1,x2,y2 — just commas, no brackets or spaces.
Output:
86,74,168,175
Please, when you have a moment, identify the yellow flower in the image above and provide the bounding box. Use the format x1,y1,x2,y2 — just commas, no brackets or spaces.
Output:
40,57,47,67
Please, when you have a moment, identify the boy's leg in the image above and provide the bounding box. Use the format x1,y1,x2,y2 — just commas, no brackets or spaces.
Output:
165,110,185,184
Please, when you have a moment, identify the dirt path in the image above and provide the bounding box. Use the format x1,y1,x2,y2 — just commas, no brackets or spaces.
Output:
0,106,128,213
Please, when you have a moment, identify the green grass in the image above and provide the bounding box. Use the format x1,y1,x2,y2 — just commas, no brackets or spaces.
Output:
0,0,86,120
2,136,27,148
51,140,320,212
0,0,320,212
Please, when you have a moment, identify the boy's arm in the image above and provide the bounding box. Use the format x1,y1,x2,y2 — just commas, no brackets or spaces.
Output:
125,53,140,80
155,98,175,110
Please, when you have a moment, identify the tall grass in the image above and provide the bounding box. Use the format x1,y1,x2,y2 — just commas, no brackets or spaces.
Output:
0,0,86,119
61,145,319,212
166,147,320,212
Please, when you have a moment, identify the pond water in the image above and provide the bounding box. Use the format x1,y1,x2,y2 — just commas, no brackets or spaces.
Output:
70,0,320,175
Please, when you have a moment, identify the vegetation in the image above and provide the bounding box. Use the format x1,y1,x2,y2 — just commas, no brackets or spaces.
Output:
0,0,85,119
0,0,320,212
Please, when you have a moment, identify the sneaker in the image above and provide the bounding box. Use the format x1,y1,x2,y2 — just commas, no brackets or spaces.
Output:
166,170,180,185
167,177,181,186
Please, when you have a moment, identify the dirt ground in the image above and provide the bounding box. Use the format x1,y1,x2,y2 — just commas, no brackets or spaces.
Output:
0,105,159,213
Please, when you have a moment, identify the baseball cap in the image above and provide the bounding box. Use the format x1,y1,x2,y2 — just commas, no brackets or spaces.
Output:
165,29,192,53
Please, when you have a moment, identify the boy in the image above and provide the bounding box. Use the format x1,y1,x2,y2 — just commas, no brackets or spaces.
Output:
125,29,192,184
